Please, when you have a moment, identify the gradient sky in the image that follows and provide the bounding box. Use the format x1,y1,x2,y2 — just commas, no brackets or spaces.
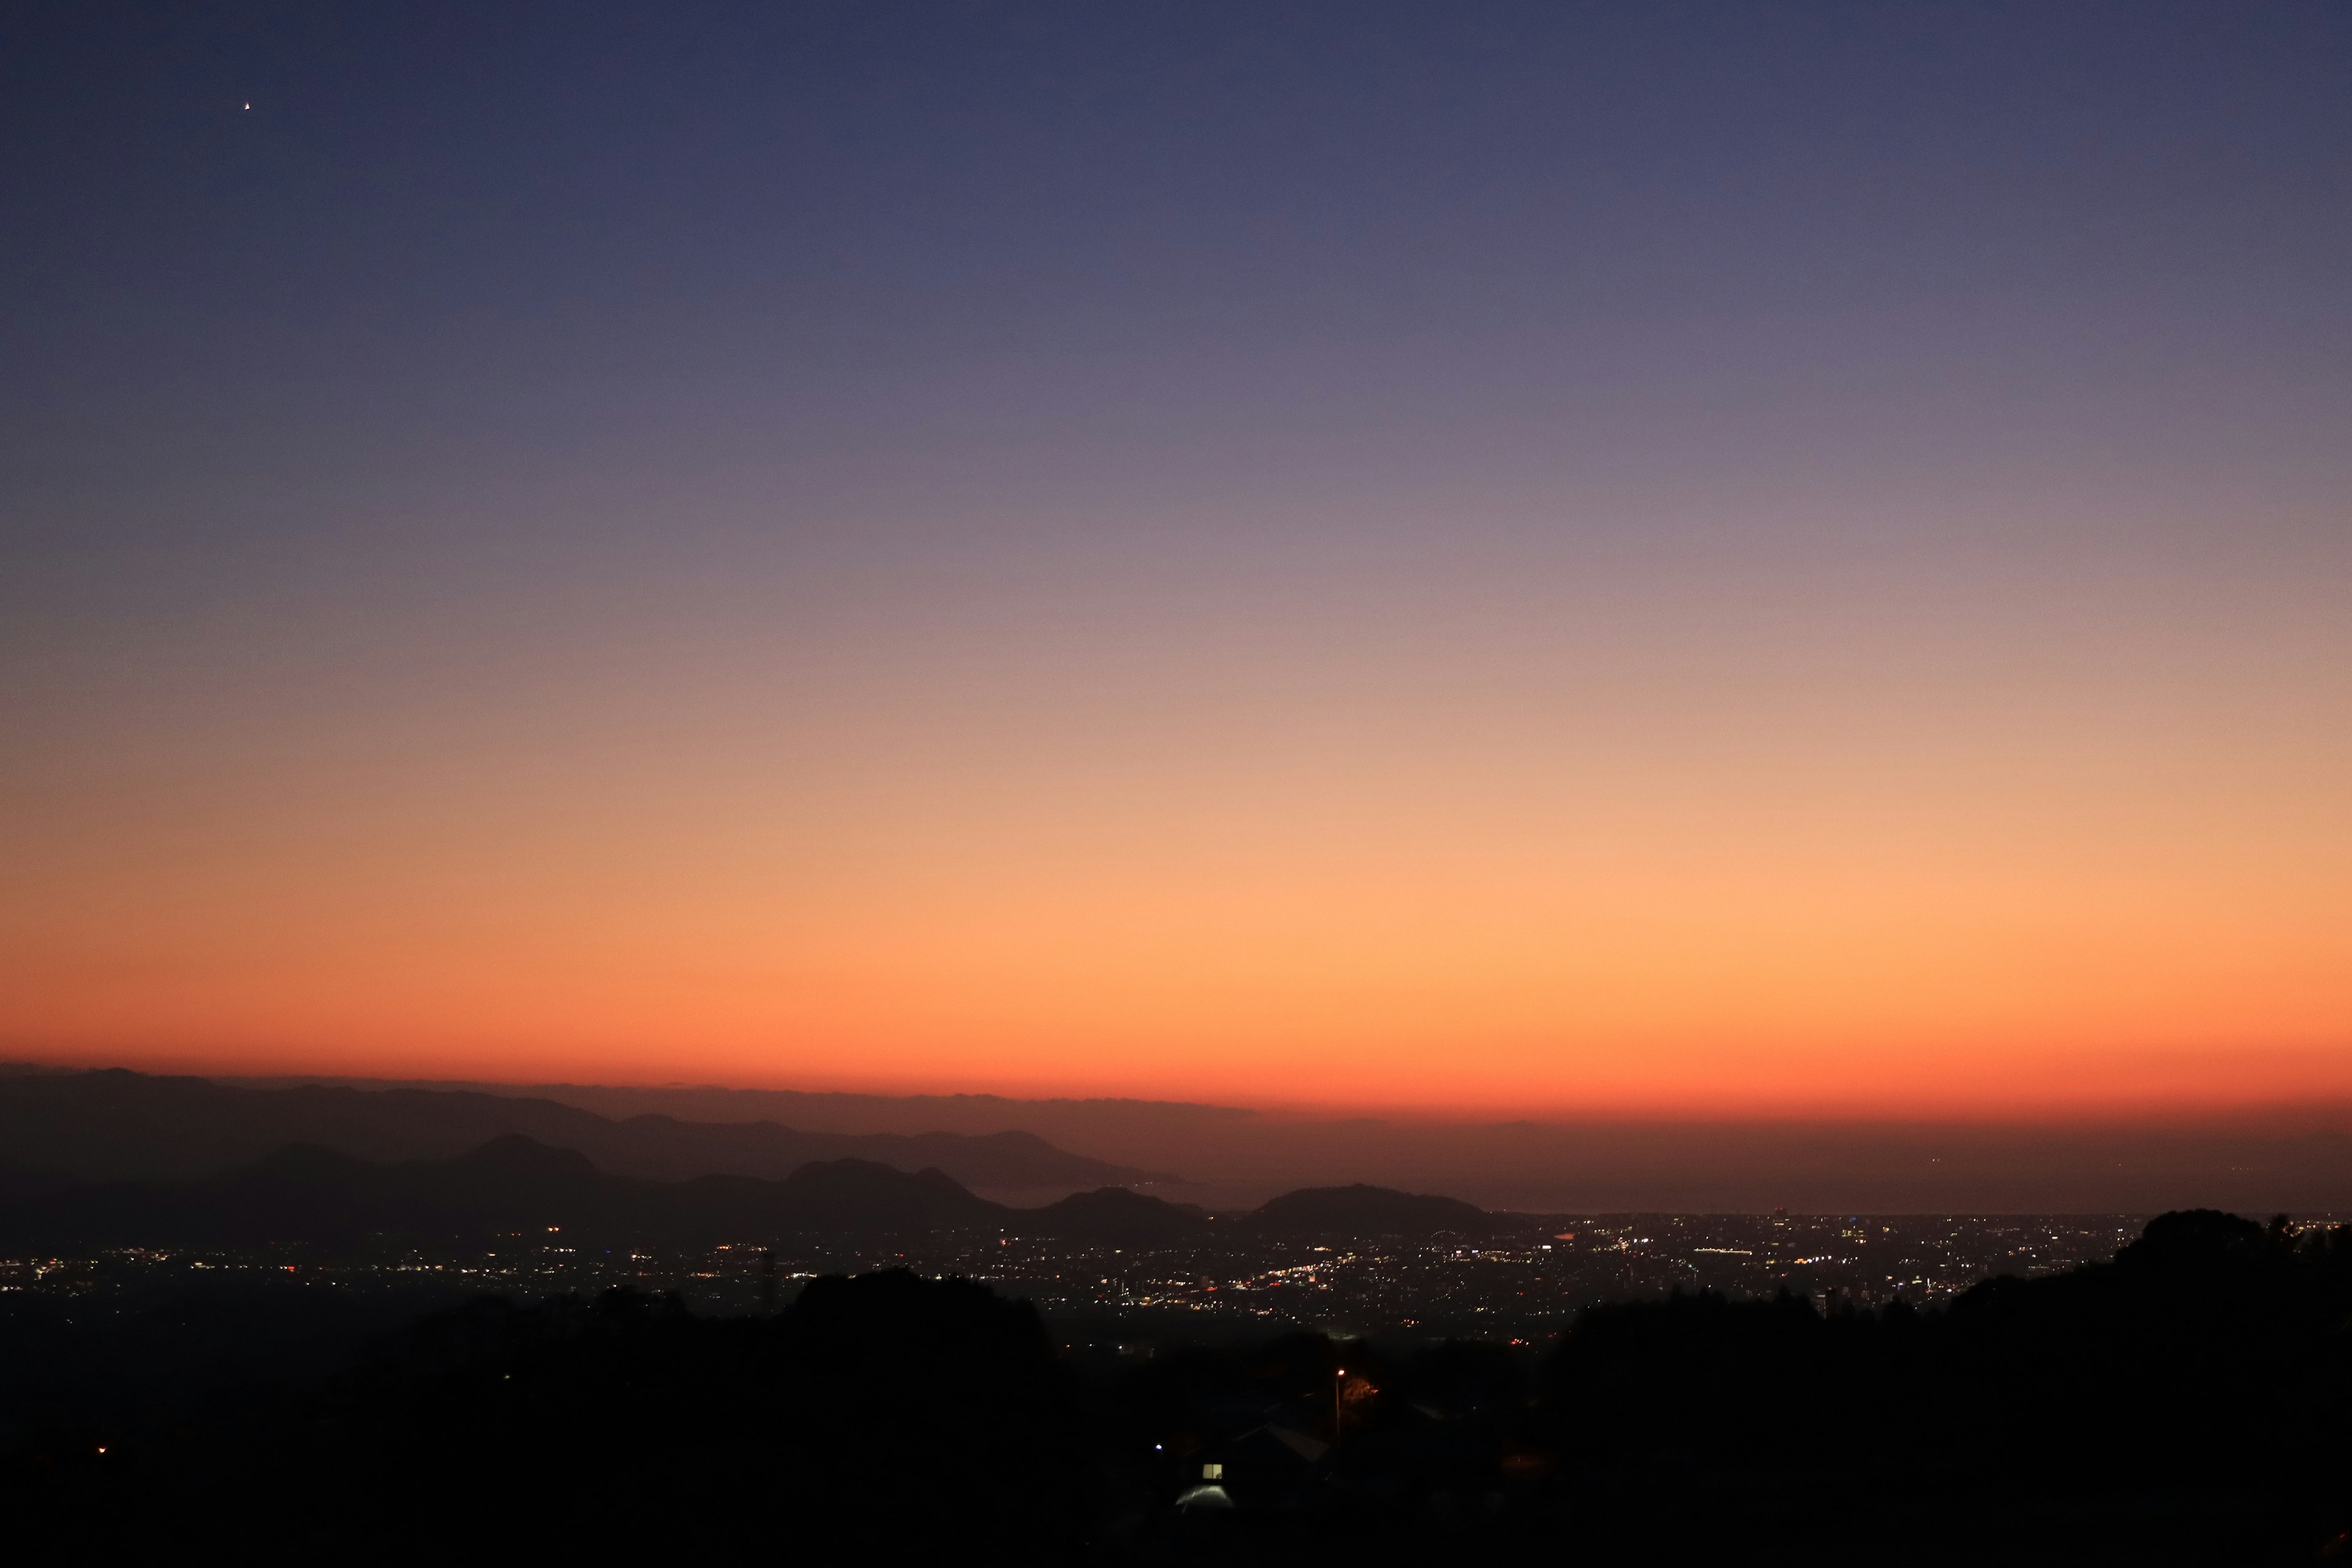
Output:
4,2,2348,1114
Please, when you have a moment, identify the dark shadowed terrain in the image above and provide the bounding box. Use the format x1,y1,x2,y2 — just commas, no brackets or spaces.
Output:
6,1213,2352,1562
6,1066,2351,1560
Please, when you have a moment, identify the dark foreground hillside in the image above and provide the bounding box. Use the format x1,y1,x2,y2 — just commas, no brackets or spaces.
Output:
5,1210,2351,1562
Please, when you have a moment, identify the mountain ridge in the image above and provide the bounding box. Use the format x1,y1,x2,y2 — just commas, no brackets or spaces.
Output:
0,1069,1175,1194
0,1136,1499,1252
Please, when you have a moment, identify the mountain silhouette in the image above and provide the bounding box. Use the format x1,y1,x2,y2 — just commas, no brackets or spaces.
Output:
0,1139,1002,1251
0,1137,1503,1251
1011,1185,1210,1245
0,1068,1174,1192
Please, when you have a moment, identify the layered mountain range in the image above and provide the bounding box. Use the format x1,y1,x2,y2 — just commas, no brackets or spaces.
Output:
0,1134,1501,1252
0,1069,1172,1195
208,1071,2352,1213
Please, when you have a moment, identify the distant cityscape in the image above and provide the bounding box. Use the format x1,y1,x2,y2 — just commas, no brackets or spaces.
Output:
17,1211,2322,1335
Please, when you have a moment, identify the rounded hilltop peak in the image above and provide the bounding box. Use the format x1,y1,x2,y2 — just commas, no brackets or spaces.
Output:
454,1134,601,1180
2117,1208,2274,1270
1014,1185,1206,1245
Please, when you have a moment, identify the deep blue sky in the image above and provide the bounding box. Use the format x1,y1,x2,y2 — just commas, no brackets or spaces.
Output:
10,2,2348,554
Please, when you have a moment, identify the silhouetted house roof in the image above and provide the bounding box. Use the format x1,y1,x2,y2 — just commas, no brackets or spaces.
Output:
1262,1425,1329,1463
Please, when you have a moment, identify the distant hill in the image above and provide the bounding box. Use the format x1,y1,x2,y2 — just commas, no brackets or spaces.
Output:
1009,1186,1210,1245
715,1158,1000,1234
0,1135,1502,1251
1244,1183,1495,1238
67,1063,2352,1213
0,1069,1174,1193
0,1137,1006,1251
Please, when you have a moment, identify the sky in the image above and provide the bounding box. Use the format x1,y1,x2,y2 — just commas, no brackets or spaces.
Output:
3,1,2348,1117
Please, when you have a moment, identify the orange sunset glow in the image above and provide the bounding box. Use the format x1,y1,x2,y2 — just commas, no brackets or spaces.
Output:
8,498,2345,1115
4,2,2347,1125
